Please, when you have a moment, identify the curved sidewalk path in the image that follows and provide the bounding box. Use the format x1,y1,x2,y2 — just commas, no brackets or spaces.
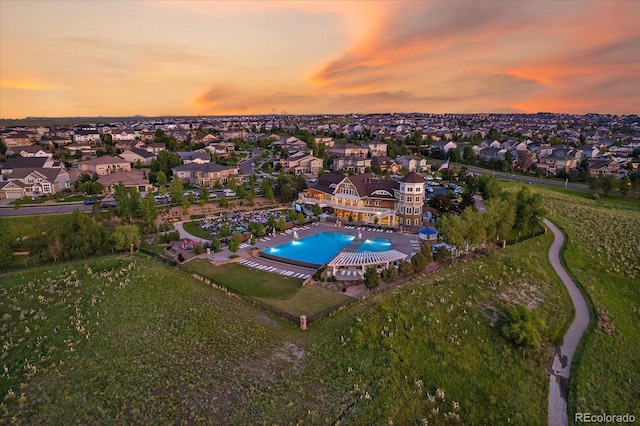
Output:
544,219,590,426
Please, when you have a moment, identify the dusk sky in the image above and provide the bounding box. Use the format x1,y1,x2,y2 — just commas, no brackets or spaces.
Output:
1,0,639,118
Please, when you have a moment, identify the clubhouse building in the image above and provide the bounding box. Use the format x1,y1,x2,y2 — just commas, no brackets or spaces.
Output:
297,172,426,229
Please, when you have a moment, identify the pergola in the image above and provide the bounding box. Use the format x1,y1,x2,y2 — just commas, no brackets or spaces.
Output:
326,250,408,276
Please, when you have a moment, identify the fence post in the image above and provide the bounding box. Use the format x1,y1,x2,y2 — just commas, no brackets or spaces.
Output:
299,315,307,330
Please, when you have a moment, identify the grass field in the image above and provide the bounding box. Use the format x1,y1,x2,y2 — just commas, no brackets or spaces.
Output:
541,188,640,419
499,181,640,420
182,221,215,240
182,260,351,317
1,228,573,424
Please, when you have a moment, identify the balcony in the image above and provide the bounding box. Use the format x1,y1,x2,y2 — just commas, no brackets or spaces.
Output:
298,195,396,215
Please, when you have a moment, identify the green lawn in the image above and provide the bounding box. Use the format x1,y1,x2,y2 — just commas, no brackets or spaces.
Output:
184,260,302,299
2,229,574,424
182,220,215,240
256,284,352,317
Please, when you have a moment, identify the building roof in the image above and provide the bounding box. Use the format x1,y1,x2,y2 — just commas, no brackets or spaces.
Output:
1,157,49,170
401,171,425,183
80,155,129,166
97,172,149,187
172,162,238,173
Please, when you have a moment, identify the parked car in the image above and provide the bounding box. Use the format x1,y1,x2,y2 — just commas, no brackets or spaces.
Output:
223,189,236,197
100,200,117,208
82,198,97,205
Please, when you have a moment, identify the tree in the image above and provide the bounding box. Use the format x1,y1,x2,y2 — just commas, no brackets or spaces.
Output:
297,212,305,226
514,187,545,234
312,203,322,217
219,222,232,237
228,232,241,253
113,184,141,222
112,225,142,252
0,139,7,155
211,237,221,252
277,216,287,232
411,251,428,273
433,246,452,261
619,175,631,196
156,170,168,186
514,150,535,171
398,260,414,277
436,213,464,247
169,176,184,204
137,192,158,223
501,305,546,350
150,150,181,177
462,145,476,164
363,267,380,289
600,174,617,196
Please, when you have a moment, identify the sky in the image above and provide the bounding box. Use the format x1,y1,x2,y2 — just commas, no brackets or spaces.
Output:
1,0,639,118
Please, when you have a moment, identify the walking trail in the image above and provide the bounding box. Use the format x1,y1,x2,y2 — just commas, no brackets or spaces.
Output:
544,219,590,426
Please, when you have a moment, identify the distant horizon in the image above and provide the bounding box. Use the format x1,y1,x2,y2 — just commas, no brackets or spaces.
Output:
2,110,639,123
2,1,638,118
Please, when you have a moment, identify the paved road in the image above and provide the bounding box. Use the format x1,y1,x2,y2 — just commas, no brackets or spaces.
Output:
0,203,93,216
544,218,590,426
459,165,591,192
239,147,262,175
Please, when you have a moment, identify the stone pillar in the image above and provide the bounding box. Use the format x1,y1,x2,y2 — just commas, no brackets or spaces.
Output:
502,240,506,249
207,248,211,256
299,315,307,330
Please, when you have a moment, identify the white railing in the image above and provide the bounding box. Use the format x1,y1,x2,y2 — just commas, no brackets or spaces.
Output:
298,195,396,215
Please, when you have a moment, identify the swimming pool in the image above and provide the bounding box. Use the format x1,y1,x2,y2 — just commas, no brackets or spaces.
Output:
358,238,392,252
260,232,393,267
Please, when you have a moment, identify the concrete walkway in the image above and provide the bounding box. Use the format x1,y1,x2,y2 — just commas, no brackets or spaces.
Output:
545,219,590,426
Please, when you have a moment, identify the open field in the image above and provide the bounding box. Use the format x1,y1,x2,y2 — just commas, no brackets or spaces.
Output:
184,260,302,299
538,187,640,419
1,230,572,424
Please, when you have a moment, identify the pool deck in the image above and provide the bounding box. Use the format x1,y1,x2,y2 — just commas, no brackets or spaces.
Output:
205,222,421,280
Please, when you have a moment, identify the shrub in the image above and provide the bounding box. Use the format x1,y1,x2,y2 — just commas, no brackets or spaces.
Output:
177,253,185,262
190,214,206,220
500,305,546,350
363,267,379,289
193,243,204,255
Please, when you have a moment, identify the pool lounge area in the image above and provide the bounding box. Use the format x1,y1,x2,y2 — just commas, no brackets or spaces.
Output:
260,231,396,268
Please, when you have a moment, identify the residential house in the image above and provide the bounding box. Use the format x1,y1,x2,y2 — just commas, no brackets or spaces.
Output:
66,143,97,158
205,142,235,158
371,156,399,173
430,140,457,153
1,157,56,177
143,143,166,155
326,143,368,158
171,163,241,187
73,129,101,145
39,135,71,150
1,131,33,148
119,148,156,166
97,172,152,196
577,145,601,159
284,154,323,176
115,139,145,152
17,146,53,158
331,155,372,174
536,149,581,176
111,129,136,141
477,147,507,162
363,142,388,157
315,137,335,148
0,168,70,199
79,156,131,176
588,158,624,178
396,155,428,172
178,150,210,164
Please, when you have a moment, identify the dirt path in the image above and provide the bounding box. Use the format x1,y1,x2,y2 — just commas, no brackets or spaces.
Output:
544,219,590,426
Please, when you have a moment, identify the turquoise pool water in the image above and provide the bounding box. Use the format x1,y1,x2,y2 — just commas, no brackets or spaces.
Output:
261,232,392,266
358,238,392,252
